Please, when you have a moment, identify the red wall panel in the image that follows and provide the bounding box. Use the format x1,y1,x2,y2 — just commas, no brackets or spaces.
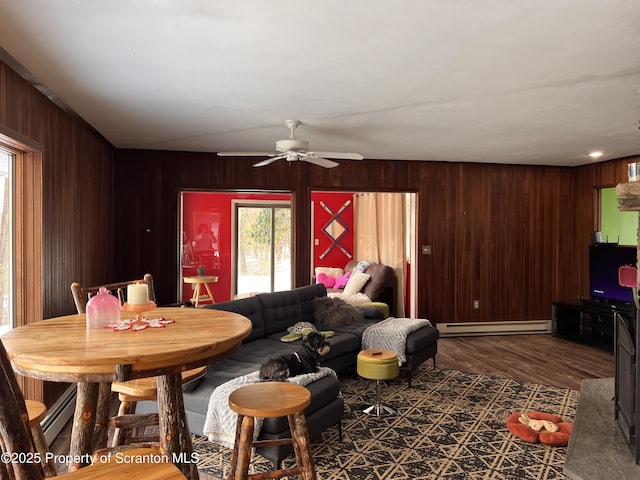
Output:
181,191,290,303
311,192,355,271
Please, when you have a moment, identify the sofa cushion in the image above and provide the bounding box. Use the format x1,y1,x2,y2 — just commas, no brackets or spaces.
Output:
343,271,370,295
333,271,351,289
406,324,440,354
294,283,327,324
257,290,304,335
356,305,386,320
314,267,344,279
322,332,361,360
331,319,380,338
316,273,336,288
343,260,395,301
361,263,395,300
263,329,357,365
204,296,264,343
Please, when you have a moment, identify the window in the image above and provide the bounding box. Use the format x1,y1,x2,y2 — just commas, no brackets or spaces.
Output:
234,201,291,296
0,130,42,402
0,148,13,334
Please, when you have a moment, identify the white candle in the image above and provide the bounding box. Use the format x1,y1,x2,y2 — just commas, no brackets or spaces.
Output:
127,282,148,305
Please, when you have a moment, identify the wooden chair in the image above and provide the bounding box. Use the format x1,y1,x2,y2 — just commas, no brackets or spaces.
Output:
1,399,57,478
70,274,157,310
70,274,207,447
25,400,57,477
0,338,186,480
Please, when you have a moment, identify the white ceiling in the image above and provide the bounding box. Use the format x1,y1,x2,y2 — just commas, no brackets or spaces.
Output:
1,0,639,166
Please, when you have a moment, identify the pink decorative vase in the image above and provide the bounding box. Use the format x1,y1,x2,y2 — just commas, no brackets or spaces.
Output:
86,287,121,328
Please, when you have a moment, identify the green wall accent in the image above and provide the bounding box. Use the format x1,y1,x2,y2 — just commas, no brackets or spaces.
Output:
601,187,636,245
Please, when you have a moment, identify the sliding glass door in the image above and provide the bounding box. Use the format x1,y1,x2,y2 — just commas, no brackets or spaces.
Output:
234,201,291,296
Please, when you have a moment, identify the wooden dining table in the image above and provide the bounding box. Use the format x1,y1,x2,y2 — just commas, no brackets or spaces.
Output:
1,306,252,480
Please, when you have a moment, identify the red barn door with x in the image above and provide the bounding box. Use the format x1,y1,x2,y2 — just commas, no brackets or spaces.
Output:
312,192,355,270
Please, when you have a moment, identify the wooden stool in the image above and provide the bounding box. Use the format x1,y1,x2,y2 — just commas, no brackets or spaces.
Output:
227,382,316,480
109,366,207,446
25,400,57,477
183,275,218,307
357,349,399,416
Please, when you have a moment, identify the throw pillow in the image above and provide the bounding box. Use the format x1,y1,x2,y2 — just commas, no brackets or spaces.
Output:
333,271,351,289
315,267,345,278
312,296,364,329
343,271,371,296
317,273,336,288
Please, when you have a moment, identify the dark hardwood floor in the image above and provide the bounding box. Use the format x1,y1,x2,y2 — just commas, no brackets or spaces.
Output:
48,334,614,477
437,334,614,391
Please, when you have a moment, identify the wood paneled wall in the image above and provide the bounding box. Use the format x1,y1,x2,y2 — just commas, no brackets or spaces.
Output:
2,55,636,406
113,150,633,325
0,59,116,405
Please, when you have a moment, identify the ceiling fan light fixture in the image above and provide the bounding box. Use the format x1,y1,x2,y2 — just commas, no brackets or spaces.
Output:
218,120,364,168
276,138,309,152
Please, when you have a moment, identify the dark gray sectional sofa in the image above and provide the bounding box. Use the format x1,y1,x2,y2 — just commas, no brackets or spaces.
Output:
137,283,439,467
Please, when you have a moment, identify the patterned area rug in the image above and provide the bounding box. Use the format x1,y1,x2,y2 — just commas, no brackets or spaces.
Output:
193,367,579,479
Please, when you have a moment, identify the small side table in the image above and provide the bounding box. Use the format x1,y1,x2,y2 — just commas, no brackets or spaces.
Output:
183,275,218,307
357,349,399,416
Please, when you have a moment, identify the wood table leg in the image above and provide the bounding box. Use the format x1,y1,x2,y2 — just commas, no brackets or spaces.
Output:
203,282,215,304
292,412,316,480
232,415,254,480
191,283,202,307
92,381,112,451
157,373,199,480
68,382,99,472
228,414,243,480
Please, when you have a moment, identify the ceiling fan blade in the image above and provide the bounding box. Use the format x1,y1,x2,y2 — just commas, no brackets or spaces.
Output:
217,151,276,157
253,154,287,167
310,151,364,160
303,156,340,168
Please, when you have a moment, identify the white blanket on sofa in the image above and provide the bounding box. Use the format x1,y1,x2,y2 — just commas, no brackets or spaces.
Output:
327,291,371,306
362,317,432,365
203,367,337,449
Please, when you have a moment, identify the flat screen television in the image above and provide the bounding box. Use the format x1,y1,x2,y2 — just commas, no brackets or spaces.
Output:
589,244,637,305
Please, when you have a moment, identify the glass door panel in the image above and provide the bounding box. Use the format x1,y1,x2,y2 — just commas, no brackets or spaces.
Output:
235,203,291,296
273,207,292,292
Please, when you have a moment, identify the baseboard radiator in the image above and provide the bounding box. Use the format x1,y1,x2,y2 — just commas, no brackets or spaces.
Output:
42,384,76,445
437,320,552,337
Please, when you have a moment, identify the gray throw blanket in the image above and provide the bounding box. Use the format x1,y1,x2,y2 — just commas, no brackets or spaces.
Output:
204,367,337,449
362,317,432,365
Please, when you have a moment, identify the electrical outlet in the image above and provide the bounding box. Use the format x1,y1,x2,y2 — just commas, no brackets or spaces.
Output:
473,299,480,309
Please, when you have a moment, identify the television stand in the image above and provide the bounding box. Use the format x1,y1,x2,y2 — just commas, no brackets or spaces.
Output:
552,300,633,350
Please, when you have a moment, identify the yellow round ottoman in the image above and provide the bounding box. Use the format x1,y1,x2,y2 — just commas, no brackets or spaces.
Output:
357,349,399,416
360,301,389,319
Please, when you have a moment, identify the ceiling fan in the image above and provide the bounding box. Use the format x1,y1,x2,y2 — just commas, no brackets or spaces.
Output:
217,120,364,168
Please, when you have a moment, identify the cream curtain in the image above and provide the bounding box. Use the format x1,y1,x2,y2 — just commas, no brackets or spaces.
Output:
354,193,406,316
